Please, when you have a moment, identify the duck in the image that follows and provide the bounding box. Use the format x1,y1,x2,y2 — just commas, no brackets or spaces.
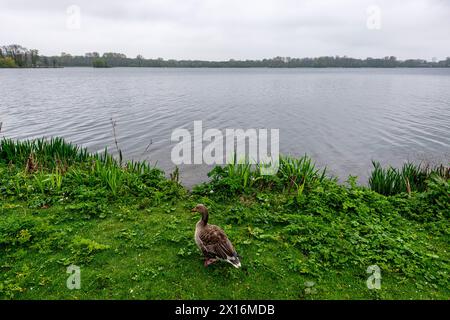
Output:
191,204,241,268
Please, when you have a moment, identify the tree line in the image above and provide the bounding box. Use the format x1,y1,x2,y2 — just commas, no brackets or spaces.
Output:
1,44,450,68
0,45,56,68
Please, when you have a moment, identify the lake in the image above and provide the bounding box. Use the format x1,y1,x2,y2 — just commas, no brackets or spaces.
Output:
1,67,449,186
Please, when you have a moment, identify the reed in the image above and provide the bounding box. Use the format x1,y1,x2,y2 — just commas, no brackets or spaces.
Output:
0,137,89,169
215,154,327,192
278,155,327,191
92,160,123,196
170,166,180,183
33,171,48,194
50,167,63,191
0,138,162,197
125,160,155,175
369,161,403,196
368,161,450,196
224,154,255,188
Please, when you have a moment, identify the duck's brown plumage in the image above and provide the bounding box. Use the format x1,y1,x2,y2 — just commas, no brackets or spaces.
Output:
192,204,241,268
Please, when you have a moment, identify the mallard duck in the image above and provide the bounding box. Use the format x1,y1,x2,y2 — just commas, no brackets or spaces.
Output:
191,204,241,268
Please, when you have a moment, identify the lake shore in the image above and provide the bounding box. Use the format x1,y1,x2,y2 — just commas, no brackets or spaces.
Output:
2,67,449,187
0,138,448,299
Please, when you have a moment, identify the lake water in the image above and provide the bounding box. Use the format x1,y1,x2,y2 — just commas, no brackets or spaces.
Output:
1,67,449,186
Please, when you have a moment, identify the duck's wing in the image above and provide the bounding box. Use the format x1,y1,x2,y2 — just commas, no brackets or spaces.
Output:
199,225,241,268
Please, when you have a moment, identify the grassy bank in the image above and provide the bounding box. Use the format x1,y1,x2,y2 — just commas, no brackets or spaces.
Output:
0,138,448,299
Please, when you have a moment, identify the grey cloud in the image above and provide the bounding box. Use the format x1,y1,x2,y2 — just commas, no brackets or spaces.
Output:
0,0,448,60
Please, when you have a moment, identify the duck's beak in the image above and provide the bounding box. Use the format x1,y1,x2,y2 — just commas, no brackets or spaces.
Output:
191,207,197,212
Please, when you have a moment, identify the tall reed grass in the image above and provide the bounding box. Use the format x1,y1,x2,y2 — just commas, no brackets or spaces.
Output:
0,137,89,168
368,161,449,196
214,154,327,193
0,138,159,197
278,155,327,192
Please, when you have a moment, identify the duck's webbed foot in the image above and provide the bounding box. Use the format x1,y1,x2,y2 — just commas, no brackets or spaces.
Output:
204,258,218,267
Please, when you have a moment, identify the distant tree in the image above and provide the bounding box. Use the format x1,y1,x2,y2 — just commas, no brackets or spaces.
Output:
2,44,449,68
101,52,127,66
102,52,126,59
136,54,144,67
3,44,28,67
30,49,39,67
42,56,49,67
92,58,108,68
85,52,100,58
0,57,17,68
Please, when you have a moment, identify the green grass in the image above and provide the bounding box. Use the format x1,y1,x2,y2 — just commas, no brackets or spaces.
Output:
0,138,449,299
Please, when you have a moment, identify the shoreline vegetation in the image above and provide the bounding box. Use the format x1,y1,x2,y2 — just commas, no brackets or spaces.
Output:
1,44,450,69
0,137,448,299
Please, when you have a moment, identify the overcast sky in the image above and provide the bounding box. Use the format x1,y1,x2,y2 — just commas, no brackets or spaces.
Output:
1,0,449,60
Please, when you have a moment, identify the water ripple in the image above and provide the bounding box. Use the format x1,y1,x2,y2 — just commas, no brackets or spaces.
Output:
1,67,449,186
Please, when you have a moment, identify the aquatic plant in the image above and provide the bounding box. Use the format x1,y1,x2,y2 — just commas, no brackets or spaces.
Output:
0,137,89,169
278,155,327,191
92,160,123,196
49,167,63,192
225,155,254,188
369,161,450,196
